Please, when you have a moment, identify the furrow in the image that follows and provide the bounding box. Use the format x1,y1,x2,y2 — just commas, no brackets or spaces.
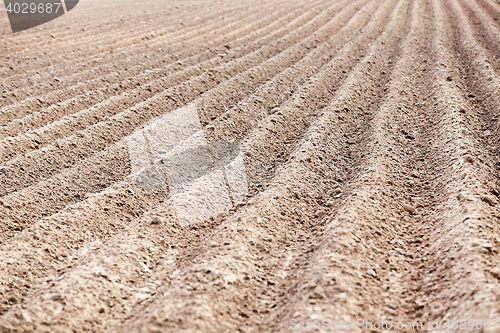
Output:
2,0,497,331
0,0,358,241
0,0,197,46
205,0,388,147
0,0,291,106
0,3,236,78
109,0,417,330
0,0,289,90
0,4,311,140
398,0,500,322
0,0,349,199
210,0,401,193
474,0,500,27
456,0,500,73
0,0,392,325
246,0,439,329
445,0,500,129
5,0,308,74
0,182,201,330
0,4,310,125
0,0,264,80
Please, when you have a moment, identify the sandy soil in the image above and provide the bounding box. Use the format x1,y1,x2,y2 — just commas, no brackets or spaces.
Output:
0,0,500,331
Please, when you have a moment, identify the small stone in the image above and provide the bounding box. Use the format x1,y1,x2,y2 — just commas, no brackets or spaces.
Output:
367,269,377,277
325,200,334,207
457,192,467,201
403,204,416,214
335,188,342,194
464,155,474,164
446,76,452,81
482,243,493,251
151,216,163,225
315,210,326,218
459,108,466,114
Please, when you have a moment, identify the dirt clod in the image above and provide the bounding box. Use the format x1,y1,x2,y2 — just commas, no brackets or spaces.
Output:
403,204,416,214
151,216,163,225
482,243,493,252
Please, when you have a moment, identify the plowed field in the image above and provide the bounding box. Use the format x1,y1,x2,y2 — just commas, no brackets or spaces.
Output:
1,0,500,331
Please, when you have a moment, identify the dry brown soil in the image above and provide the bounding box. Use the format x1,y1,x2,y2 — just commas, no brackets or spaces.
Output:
1,0,500,331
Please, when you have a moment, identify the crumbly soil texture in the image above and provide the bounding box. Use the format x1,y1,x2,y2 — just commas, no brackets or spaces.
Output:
1,0,500,331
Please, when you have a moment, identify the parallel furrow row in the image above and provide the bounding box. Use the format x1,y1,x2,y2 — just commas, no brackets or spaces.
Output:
0,0,378,326
1,0,500,331
0,4,317,155
0,0,263,78
0,0,293,105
